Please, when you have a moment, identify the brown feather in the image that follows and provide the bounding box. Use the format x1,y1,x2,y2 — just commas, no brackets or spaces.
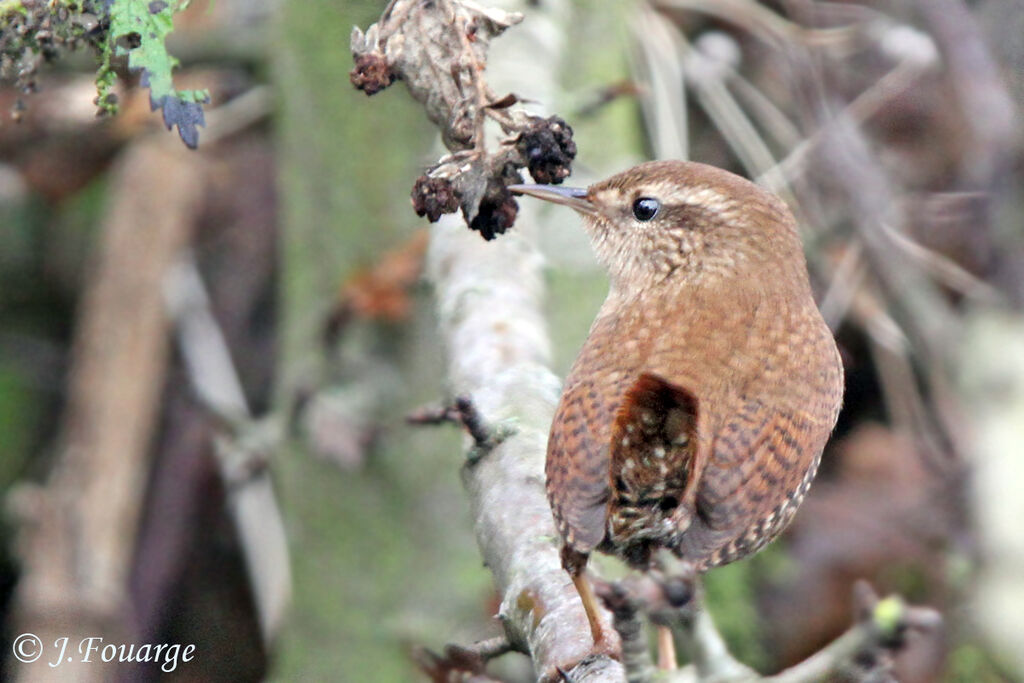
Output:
604,373,699,567
543,160,844,573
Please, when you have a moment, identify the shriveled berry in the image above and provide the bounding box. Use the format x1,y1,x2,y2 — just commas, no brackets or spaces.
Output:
467,182,518,241
517,115,577,185
411,175,460,223
350,53,395,96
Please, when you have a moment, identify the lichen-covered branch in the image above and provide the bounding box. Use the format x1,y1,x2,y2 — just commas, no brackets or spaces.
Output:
367,0,624,678
428,216,623,681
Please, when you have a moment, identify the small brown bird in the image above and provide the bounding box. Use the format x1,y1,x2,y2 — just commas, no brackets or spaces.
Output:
511,160,844,648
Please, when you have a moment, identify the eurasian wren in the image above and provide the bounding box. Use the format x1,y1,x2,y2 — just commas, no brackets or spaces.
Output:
511,160,844,648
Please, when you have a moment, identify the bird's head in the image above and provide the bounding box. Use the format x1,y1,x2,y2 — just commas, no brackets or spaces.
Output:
511,160,804,294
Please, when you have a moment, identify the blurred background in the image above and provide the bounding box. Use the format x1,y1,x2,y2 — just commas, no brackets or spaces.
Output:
1,0,1023,680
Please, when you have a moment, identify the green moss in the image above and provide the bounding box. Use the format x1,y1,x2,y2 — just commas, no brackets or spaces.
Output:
545,269,608,376
561,0,646,167
273,0,431,393
945,642,1015,683
100,0,210,145
271,3,490,676
702,559,769,671
0,367,35,489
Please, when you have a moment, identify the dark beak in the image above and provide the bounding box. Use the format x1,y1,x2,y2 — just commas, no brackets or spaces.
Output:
508,184,596,215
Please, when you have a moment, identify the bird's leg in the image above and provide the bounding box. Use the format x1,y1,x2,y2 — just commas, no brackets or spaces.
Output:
561,546,611,650
656,626,678,670
571,570,606,646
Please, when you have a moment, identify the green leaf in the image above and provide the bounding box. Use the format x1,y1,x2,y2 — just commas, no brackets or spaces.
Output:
0,2,28,21
873,595,905,638
99,0,209,148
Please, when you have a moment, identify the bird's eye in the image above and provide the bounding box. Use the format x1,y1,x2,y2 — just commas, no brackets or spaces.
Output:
632,197,660,222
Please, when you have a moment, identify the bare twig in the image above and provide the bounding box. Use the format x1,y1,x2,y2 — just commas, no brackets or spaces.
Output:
594,579,656,683
640,563,756,683
406,395,511,455
813,116,966,473
453,395,497,449
878,220,1000,304
414,636,516,682
654,0,859,49
914,0,1016,189
767,582,942,683
679,29,793,202
631,5,689,160
597,570,940,683
406,403,462,427
758,32,939,193
817,240,865,330
200,85,273,146
163,253,291,644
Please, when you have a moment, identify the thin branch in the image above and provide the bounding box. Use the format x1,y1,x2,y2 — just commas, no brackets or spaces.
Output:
454,395,500,450
679,29,779,182
757,43,938,193
654,0,859,49
599,569,940,683
164,252,291,644
767,582,942,683
594,579,656,683
631,4,689,160
414,636,516,682
406,403,462,427
914,0,1016,189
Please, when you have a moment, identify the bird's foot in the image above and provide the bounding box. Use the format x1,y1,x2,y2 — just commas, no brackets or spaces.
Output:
651,550,698,609
453,396,518,464
412,637,513,680
407,395,517,464
590,626,621,661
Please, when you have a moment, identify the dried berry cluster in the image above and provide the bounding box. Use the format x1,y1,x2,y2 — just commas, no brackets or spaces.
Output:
0,1,108,117
411,175,461,223
410,173,520,242
516,115,577,185
468,179,518,241
349,52,395,96
406,113,577,240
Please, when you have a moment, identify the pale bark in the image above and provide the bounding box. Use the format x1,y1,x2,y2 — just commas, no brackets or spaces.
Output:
428,217,623,682
10,141,201,682
422,2,625,679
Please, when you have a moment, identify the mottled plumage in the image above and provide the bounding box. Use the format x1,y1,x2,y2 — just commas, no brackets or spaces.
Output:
513,159,843,585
